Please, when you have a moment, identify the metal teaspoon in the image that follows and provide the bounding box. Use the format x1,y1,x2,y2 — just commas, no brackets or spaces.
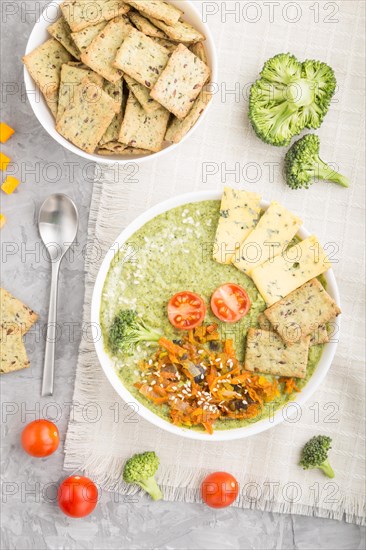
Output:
38,194,79,396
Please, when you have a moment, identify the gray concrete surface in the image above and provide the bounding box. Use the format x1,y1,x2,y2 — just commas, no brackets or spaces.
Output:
1,1,365,549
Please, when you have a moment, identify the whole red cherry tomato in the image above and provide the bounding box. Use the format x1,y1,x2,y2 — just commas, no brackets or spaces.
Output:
58,475,98,518
21,419,59,457
201,471,239,508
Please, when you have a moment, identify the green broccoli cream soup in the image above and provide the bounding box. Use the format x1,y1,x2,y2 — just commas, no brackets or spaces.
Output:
100,201,323,431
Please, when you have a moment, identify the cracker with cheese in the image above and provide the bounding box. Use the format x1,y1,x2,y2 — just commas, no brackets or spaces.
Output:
213,188,262,265
233,202,302,275
264,278,340,343
251,235,331,306
244,328,310,379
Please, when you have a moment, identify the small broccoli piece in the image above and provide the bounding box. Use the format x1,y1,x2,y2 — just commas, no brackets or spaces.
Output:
249,53,336,146
285,134,349,189
299,435,335,478
108,310,161,355
123,451,163,501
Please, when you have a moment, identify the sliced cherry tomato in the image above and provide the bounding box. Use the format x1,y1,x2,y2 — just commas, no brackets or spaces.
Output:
168,291,206,330
21,419,59,457
201,471,239,508
58,475,98,518
211,283,251,323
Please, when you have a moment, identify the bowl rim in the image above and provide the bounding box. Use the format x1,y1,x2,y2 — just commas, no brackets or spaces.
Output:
91,190,341,441
23,0,218,165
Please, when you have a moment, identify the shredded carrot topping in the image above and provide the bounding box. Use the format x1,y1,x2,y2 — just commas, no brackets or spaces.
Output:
134,324,300,434
279,377,300,394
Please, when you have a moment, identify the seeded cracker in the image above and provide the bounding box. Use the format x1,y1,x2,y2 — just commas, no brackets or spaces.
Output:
258,313,329,346
103,79,125,106
124,74,161,113
0,288,38,335
123,146,152,155
128,11,168,38
60,0,130,32
23,39,73,117
114,28,170,88
264,278,341,344
99,80,126,145
48,16,81,59
97,143,151,155
98,141,127,153
165,91,212,143
57,64,104,122
245,328,310,379
150,44,210,119
71,21,108,52
119,92,169,152
124,0,182,26
81,16,132,83
56,79,119,153
147,16,205,44
0,330,30,374
151,37,178,55
190,42,208,64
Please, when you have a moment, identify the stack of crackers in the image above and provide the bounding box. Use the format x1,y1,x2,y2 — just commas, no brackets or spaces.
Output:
0,288,38,374
245,279,341,379
23,0,212,156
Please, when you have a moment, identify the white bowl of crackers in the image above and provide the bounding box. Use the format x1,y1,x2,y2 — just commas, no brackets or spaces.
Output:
23,0,217,164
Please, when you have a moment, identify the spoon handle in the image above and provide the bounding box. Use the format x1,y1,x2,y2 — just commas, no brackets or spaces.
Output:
41,261,60,396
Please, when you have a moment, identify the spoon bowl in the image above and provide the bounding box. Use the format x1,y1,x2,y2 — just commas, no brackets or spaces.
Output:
38,194,78,396
39,194,79,260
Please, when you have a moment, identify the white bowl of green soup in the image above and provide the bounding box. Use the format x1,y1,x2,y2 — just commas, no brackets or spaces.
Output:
92,191,341,441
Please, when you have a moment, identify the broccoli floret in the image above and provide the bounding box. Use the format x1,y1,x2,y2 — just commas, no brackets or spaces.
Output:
108,310,161,355
249,53,336,146
123,451,163,501
299,435,335,478
285,134,349,189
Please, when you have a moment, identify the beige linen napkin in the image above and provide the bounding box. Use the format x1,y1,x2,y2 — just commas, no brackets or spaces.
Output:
64,1,365,524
